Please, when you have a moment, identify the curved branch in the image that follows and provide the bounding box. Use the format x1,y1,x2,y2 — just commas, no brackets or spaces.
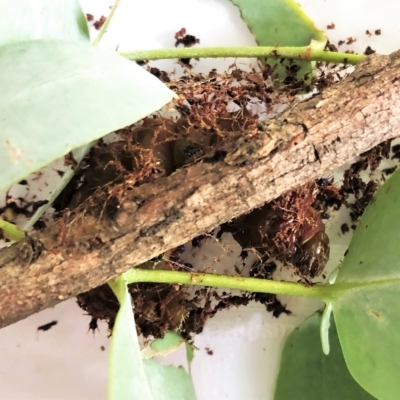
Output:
0,51,399,328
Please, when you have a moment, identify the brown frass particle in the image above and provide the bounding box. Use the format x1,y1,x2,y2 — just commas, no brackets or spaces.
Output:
383,166,397,176
341,223,350,234
38,320,58,332
364,46,376,55
346,37,357,45
174,27,200,48
94,15,106,30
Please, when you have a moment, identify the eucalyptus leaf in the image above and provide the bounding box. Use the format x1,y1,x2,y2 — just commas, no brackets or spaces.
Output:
229,0,326,81
143,359,197,400
331,167,400,400
142,331,185,359
185,342,195,365
0,220,25,242
0,39,175,190
0,0,89,226
108,275,196,400
0,0,89,46
141,330,195,371
230,0,325,46
274,313,374,400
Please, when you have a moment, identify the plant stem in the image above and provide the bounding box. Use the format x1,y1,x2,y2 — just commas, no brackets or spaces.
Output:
124,269,333,301
120,46,364,65
92,0,121,47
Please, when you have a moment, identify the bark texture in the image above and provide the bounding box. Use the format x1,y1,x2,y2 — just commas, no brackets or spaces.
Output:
1,52,400,328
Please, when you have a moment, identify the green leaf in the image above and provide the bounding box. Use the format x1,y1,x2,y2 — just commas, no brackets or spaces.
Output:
143,359,197,400
0,220,25,242
0,0,89,46
108,275,196,400
142,331,185,359
331,167,400,400
274,313,374,400
230,0,325,46
185,342,195,365
229,0,326,81
0,40,175,190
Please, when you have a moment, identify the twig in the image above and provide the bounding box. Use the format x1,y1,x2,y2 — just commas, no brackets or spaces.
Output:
92,0,121,47
0,52,399,328
120,45,364,65
124,269,332,301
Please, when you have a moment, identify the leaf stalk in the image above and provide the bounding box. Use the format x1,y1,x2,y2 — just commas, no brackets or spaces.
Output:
120,45,364,65
125,268,334,301
92,0,121,47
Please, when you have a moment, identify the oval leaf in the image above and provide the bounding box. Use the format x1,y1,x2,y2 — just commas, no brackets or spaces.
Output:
230,0,325,47
229,0,326,81
0,0,89,46
0,219,25,242
0,40,175,190
142,331,185,359
332,167,400,399
108,275,196,400
274,313,374,400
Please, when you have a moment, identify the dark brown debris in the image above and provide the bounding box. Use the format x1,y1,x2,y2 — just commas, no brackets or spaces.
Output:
346,37,357,45
220,183,331,279
205,347,213,355
365,46,376,56
340,223,350,234
174,28,200,48
38,321,57,332
94,15,106,30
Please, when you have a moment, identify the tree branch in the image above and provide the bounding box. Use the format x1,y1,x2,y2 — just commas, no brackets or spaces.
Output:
1,51,400,328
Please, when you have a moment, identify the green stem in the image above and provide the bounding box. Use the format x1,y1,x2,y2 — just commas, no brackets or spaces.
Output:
120,45,364,65
92,0,121,47
124,268,335,301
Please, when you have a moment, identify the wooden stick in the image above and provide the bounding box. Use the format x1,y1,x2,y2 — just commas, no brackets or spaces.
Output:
0,52,399,328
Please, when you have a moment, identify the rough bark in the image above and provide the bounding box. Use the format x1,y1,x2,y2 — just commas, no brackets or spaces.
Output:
1,51,400,328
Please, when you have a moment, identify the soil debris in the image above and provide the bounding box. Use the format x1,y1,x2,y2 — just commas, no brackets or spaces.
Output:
174,27,200,48
365,46,376,55
94,15,106,30
37,320,58,332
219,182,331,278
339,140,392,222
